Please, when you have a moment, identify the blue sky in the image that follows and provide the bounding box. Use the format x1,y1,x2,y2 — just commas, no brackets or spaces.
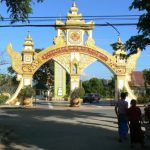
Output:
0,0,150,80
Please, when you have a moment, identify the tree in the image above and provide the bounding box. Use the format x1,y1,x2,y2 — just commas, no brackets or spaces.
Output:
143,69,150,85
7,63,19,86
0,0,44,23
0,50,9,66
0,74,9,86
82,78,105,95
82,77,115,98
33,49,54,89
126,0,150,53
105,77,115,98
0,73,18,95
143,69,150,95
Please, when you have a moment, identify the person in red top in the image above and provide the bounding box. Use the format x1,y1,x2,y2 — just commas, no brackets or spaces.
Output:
127,99,145,148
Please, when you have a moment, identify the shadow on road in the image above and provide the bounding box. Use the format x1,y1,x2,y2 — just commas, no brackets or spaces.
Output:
0,108,149,150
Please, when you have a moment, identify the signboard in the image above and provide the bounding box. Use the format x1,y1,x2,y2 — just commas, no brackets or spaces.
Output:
58,87,62,96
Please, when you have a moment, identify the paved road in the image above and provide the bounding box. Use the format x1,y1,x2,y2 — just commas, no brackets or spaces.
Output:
0,101,149,150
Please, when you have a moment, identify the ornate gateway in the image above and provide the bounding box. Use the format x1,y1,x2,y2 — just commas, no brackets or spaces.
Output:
6,2,141,104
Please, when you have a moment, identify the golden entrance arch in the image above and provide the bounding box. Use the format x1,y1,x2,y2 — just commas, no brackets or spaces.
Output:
6,2,141,105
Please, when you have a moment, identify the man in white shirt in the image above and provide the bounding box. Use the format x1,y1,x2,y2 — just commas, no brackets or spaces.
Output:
125,92,131,108
115,92,128,142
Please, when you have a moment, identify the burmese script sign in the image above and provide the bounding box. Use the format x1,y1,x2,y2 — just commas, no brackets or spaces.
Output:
22,46,113,74
41,46,108,62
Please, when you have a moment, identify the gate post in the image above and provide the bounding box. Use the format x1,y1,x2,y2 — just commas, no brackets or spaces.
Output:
115,75,126,100
22,75,33,87
54,62,66,98
70,75,80,91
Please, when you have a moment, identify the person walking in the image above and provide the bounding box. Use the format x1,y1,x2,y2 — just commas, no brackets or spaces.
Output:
127,99,145,148
115,92,128,142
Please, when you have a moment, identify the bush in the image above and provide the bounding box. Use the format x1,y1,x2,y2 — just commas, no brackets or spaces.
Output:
137,95,150,104
19,86,35,100
70,87,85,100
63,94,69,101
70,87,85,107
0,94,8,104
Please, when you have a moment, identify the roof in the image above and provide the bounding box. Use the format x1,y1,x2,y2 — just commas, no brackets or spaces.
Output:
130,71,145,87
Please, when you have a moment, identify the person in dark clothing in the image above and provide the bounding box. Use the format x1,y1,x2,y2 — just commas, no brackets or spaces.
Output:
144,102,150,124
127,99,145,148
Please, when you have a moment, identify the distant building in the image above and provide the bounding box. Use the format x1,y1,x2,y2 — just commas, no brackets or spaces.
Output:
129,71,149,96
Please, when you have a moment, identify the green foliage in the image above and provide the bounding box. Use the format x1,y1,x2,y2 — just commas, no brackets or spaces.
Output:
0,73,18,95
63,94,69,101
0,0,44,23
129,0,150,12
82,78,105,95
137,95,150,104
0,94,8,104
120,87,127,93
0,74,8,85
143,69,150,96
70,87,85,100
126,0,150,52
7,67,19,86
7,66,15,75
82,77,115,98
0,85,17,95
0,73,17,86
82,78,102,94
111,41,125,51
33,49,54,90
143,69,150,85
19,86,35,100
125,35,150,53
0,74,18,96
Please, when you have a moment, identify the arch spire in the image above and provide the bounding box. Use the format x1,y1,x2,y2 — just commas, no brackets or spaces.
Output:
23,32,34,52
68,0,81,20
72,0,76,7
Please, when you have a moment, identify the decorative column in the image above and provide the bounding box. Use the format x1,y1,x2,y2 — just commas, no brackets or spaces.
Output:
70,75,80,91
112,37,127,100
22,33,35,86
55,1,94,93
115,75,126,100
70,56,80,91
54,62,66,98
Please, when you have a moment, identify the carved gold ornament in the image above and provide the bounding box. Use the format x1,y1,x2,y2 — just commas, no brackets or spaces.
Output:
68,31,82,44
70,32,80,41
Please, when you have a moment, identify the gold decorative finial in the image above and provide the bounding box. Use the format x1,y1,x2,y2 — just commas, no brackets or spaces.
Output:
72,1,76,7
56,0,94,30
70,0,78,14
117,36,123,44
27,31,31,38
24,31,33,47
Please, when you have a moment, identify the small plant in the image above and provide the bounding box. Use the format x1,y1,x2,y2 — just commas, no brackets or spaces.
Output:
70,87,85,107
19,86,35,100
63,94,69,101
70,87,85,100
137,95,150,104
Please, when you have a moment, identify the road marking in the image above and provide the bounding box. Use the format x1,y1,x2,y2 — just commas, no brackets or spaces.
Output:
48,102,53,109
